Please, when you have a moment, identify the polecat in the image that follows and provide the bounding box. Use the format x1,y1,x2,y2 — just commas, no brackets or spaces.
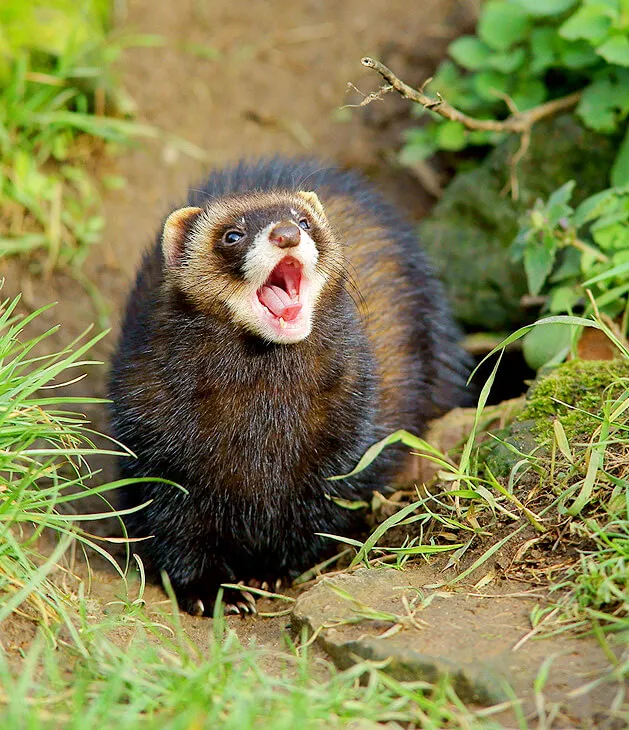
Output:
108,157,470,616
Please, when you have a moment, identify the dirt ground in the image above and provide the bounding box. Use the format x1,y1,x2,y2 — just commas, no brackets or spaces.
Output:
5,0,472,443
1,1,625,726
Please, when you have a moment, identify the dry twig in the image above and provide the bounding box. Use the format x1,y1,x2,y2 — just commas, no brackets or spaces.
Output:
359,57,583,198
361,57,582,134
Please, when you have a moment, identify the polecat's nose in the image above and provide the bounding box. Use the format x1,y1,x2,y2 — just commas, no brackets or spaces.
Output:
269,222,301,248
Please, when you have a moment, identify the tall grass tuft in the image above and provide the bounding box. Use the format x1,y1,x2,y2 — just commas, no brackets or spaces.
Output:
0,292,143,643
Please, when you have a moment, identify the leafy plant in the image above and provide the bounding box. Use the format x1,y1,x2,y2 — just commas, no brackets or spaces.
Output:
513,181,629,366
401,0,629,186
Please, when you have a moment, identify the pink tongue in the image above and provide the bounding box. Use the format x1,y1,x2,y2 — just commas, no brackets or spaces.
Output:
258,285,302,322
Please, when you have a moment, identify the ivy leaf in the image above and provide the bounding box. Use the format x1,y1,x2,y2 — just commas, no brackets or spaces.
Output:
524,234,557,296
478,1,530,51
611,127,629,186
511,0,577,16
557,38,601,68
597,34,629,66
449,36,492,70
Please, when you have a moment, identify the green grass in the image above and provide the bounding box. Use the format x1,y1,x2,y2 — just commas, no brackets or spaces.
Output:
337,313,629,637
0,1,204,274
0,290,626,729
0,294,514,728
1,291,626,726
0,599,511,729
0,292,150,644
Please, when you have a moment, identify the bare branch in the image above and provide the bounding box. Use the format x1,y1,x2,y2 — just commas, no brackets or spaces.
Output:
342,82,393,109
360,56,582,134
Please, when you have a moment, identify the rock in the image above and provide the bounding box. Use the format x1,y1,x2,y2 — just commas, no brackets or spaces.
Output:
292,566,512,706
419,116,619,331
291,566,619,721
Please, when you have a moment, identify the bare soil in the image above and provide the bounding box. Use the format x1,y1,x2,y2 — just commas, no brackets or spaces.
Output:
1,1,624,726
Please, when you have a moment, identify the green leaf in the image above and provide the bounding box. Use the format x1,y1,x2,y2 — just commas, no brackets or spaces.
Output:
473,69,509,102
548,285,582,313
511,77,547,110
559,6,613,42
558,38,601,68
430,61,481,113
546,180,575,225
584,258,629,285
550,247,581,282
449,36,492,70
590,199,629,231
577,77,619,132
487,47,527,73
592,222,629,249
597,34,629,65
524,234,557,295
511,0,577,15
522,321,574,370
400,127,438,163
547,180,576,209
574,188,618,226
435,120,466,151
611,127,629,185
530,27,557,74
471,315,604,380
478,1,531,51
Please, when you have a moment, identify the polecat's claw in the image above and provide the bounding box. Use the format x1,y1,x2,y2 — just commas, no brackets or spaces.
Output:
241,592,257,614
190,599,205,616
224,604,240,615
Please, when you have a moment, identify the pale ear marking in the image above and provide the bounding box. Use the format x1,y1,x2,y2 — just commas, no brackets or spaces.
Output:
296,191,327,219
162,206,203,269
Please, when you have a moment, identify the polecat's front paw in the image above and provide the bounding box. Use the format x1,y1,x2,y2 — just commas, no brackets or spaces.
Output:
177,584,257,617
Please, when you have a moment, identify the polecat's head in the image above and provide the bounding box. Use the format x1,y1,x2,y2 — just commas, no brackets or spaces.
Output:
161,190,343,344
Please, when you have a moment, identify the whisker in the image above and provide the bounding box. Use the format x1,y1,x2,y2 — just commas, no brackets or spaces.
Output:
316,259,367,320
292,165,334,191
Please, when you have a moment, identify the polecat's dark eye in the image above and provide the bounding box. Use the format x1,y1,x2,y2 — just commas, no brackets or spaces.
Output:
223,230,244,245
298,217,310,231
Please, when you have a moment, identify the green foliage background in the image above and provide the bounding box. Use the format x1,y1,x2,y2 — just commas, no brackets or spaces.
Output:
402,0,629,368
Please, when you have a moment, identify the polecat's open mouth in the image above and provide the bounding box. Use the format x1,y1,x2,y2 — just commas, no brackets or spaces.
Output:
257,257,303,326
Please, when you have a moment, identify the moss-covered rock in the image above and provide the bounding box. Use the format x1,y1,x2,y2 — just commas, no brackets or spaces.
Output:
519,358,629,442
484,358,629,478
419,116,619,331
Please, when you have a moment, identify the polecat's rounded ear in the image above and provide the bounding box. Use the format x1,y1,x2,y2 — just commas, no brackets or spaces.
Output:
162,206,203,268
296,191,327,219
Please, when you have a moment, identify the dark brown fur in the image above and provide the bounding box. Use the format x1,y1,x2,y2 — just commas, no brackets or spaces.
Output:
108,157,470,615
